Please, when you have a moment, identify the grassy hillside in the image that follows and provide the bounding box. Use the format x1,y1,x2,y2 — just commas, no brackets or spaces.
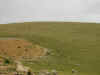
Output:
0,22,100,75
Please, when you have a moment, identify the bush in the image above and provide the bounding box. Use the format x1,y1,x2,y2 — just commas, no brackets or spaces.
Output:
4,58,10,64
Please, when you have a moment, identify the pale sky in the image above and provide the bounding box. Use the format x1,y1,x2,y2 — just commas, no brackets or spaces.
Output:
0,0,100,24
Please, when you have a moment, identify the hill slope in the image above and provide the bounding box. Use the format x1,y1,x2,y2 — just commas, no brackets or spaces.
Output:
0,22,99,75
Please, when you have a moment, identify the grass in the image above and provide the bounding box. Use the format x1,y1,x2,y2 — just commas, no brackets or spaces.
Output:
0,22,100,75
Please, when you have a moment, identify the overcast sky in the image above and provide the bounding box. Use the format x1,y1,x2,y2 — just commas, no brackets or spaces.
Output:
0,0,100,24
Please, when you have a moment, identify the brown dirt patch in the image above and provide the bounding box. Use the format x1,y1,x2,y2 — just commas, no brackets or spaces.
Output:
0,39,46,60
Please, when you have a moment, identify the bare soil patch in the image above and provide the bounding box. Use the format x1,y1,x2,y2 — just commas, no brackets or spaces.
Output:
0,38,46,60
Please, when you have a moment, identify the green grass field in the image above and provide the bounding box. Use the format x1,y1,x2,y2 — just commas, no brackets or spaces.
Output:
0,22,100,75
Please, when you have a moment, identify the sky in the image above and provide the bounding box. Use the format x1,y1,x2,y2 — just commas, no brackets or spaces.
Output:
0,0,100,24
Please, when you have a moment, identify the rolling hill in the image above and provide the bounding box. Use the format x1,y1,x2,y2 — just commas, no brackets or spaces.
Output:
0,22,99,75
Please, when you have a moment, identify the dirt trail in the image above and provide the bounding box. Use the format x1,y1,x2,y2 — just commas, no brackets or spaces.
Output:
15,61,30,72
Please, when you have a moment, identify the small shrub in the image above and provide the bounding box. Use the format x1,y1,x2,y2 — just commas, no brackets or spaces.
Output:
4,58,10,64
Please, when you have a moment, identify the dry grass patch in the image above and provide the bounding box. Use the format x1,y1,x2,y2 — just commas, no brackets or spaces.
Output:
0,38,46,60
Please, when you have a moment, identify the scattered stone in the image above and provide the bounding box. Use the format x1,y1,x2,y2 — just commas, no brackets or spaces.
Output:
52,69,58,75
75,64,80,66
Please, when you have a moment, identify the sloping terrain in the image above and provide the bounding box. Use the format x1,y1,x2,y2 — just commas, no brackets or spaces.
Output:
0,22,99,75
